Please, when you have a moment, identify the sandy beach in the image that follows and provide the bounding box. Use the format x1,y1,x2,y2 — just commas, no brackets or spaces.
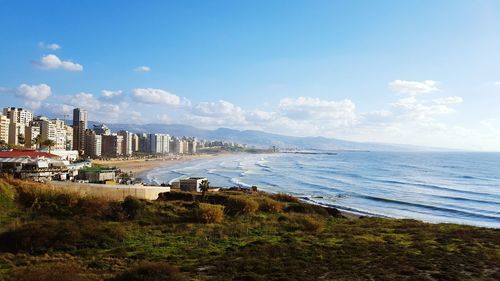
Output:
92,154,219,178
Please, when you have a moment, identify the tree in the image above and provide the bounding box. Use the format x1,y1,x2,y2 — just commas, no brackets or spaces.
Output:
200,179,210,198
0,139,6,148
17,133,25,145
32,134,43,149
42,139,56,153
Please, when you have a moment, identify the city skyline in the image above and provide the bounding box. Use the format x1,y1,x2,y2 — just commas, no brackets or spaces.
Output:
1,1,500,150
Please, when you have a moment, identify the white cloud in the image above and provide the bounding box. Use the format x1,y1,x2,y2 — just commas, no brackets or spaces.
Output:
391,96,456,121
15,83,52,109
38,42,61,50
35,54,83,71
101,90,123,99
495,81,500,86
134,66,151,72
188,100,247,126
433,96,463,105
132,88,189,106
245,110,276,122
278,97,358,127
389,80,439,95
62,92,100,109
194,100,243,117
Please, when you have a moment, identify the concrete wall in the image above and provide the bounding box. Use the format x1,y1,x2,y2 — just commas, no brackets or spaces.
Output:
50,181,170,200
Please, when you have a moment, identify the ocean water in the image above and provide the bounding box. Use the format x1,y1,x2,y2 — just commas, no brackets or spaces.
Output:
145,152,500,228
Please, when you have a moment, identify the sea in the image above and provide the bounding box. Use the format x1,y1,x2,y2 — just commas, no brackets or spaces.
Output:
144,152,500,228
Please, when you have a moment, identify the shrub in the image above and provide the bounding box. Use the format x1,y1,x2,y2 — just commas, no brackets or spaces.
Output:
7,262,94,281
285,202,341,217
77,197,118,220
226,196,259,215
258,197,285,213
157,192,196,202
195,203,224,223
122,196,145,219
0,219,125,254
270,193,299,203
110,261,188,281
287,214,325,233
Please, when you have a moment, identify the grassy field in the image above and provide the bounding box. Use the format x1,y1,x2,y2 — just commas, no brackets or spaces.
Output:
0,175,498,281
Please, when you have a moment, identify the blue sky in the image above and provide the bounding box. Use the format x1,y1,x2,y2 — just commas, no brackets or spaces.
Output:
1,0,500,150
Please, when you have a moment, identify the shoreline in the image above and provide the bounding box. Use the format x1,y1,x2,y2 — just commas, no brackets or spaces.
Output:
93,153,361,219
92,153,223,179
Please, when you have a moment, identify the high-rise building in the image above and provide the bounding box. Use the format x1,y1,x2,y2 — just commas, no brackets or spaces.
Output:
188,139,197,154
101,134,123,157
84,129,102,158
148,133,170,154
72,108,88,152
31,117,72,150
117,130,134,156
65,125,73,150
3,107,32,146
8,122,26,145
0,114,10,144
169,137,184,154
24,125,40,149
138,133,150,153
2,107,33,126
132,133,139,152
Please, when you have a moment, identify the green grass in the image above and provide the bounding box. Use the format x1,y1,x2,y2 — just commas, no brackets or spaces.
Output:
0,176,498,280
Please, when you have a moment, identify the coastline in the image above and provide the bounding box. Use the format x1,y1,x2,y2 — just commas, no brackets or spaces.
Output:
92,153,220,179
94,153,362,219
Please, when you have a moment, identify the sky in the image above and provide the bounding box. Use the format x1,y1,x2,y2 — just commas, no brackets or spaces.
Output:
1,0,500,151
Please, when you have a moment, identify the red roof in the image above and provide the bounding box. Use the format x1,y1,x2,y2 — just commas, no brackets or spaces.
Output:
0,150,60,159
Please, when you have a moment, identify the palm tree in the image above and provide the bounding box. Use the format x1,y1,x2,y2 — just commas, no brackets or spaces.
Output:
200,179,210,198
32,134,43,149
42,139,56,154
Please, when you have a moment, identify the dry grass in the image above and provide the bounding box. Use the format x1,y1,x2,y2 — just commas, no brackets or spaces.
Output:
226,195,259,215
195,203,224,223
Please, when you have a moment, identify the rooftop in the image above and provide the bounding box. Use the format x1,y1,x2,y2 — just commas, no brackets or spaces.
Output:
0,150,59,159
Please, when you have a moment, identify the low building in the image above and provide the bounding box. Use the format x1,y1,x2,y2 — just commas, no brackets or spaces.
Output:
179,177,207,192
78,167,116,183
0,150,72,181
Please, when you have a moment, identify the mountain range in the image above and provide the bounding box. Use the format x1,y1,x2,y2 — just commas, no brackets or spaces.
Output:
84,121,449,152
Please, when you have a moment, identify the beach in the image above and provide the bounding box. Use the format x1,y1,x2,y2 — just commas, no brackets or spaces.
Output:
92,154,222,178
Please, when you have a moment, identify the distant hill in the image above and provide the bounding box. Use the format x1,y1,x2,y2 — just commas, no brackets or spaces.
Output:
85,121,446,152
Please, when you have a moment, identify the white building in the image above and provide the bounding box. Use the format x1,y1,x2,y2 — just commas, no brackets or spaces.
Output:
149,133,170,154
2,107,33,126
0,114,10,144
118,130,134,156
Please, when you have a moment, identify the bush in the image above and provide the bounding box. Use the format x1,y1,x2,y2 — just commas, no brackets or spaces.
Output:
77,197,121,220
285,202,341,217
110,261,188,281
122,196,145,219
258,197,285,213
287,214,325,233
226,196,259,215
195,203,224,223
270,193,299,203
7,263,94,281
